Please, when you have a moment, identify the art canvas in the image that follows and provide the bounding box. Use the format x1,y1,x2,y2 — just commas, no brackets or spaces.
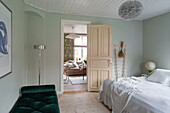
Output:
0,1,12,78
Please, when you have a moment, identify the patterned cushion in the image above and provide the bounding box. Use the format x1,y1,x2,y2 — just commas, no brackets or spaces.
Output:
10,85,60,113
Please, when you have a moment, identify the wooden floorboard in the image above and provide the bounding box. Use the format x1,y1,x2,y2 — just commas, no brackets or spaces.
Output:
59,92,112,113
63,90,88,94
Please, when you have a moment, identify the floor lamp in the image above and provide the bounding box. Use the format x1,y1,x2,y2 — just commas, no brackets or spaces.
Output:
34,45,46,85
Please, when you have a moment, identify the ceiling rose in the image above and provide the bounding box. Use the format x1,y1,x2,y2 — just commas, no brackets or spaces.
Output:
118,0,143,20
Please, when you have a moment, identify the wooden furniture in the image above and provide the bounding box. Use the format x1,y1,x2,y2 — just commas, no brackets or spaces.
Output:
64,61,87,76
63,60,87,84
79,65,87,80
114,43,127,80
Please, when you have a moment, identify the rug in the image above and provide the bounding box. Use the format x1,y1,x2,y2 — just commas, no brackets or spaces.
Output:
69,76,87,85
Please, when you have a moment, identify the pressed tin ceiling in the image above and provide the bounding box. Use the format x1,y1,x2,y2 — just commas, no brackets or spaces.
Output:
23,0,170,20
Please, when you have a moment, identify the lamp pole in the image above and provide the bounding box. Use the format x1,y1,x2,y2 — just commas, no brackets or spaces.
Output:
38,49,41,85
34,45,46,85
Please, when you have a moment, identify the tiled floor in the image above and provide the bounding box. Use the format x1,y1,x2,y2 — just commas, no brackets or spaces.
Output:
59,92,111,113
64,76,87,92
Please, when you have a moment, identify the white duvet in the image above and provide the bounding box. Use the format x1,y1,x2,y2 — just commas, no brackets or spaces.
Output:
99,77,170,113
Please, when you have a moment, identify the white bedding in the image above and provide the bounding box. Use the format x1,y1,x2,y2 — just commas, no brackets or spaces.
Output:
99,77,170,113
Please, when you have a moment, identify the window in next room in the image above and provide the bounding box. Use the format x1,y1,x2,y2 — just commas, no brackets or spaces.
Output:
74,35,87,62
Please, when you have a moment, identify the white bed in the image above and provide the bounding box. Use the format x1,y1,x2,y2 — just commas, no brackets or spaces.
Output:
99,76,170,113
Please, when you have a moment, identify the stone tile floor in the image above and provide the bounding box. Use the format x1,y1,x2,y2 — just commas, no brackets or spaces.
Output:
58,92,111,113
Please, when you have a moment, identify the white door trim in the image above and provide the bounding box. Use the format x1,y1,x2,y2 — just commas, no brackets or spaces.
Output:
60,19,91,94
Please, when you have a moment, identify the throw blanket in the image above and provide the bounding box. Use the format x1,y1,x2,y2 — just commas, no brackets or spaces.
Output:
99,78,114,109
111,77,141,113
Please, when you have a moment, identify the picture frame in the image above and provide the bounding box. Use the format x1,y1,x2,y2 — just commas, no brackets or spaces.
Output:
0,1,12,79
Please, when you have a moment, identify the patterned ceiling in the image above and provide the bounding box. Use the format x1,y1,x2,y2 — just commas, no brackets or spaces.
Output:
23,0,170,20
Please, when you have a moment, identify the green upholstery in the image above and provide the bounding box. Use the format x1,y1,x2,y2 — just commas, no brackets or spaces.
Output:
10,85,60,113
21,85,56,94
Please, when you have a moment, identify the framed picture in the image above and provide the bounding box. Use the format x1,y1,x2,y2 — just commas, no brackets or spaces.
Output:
0,1,12,78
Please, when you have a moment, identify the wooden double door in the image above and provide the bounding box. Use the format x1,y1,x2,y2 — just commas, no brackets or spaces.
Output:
87,25,112,91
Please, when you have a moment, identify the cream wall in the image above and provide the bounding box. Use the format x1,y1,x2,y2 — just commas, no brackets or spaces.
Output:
0,0,26,112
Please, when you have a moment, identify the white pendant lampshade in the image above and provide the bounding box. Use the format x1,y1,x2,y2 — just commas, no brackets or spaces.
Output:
66,33,80,39
66,26,80,39
145,61,156,72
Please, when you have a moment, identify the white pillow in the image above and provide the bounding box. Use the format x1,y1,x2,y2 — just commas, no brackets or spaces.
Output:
147,69,170,84
163,76,170,86
66,63,75,68
73,62,78,67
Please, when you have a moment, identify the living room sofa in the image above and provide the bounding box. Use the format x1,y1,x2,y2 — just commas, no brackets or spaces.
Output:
64,60,87,76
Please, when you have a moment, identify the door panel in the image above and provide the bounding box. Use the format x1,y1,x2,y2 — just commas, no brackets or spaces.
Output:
91,59,109,68
90,70,99,89
100,70,110,85
88,25,112,91
91,28,99,57
101,27,110,57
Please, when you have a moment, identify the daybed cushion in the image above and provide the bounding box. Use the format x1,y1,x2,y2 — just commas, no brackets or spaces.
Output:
10,85,60,113
21,85,56,94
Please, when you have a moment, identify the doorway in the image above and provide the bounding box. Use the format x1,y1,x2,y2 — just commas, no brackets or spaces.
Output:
61,20,91,93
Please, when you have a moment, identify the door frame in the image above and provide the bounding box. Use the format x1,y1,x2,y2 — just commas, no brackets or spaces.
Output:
60,19,91,94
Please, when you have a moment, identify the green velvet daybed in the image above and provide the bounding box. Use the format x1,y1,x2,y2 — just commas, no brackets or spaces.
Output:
10,85,60,113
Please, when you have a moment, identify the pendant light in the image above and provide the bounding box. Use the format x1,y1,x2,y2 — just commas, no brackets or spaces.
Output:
118,0,143,20
66,26,80,39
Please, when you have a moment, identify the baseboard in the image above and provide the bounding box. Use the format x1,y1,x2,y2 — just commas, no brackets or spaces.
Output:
63,90,88,94
57,91,63,94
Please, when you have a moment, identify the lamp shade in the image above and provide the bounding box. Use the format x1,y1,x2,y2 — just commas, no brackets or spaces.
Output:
118,0,143,20
66,33,80,39
34,45,46,50
145,61,156,71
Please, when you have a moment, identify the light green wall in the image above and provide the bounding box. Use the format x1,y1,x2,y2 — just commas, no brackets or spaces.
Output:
0,3,143,112
0,1,143,112
2,0,170,112
0,0,26,112
25,12,46,85
24,5,143,91
143,13,170,71
45,13,143,91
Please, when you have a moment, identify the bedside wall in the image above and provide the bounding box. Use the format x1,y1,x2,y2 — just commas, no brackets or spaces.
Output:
143,12,170,71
